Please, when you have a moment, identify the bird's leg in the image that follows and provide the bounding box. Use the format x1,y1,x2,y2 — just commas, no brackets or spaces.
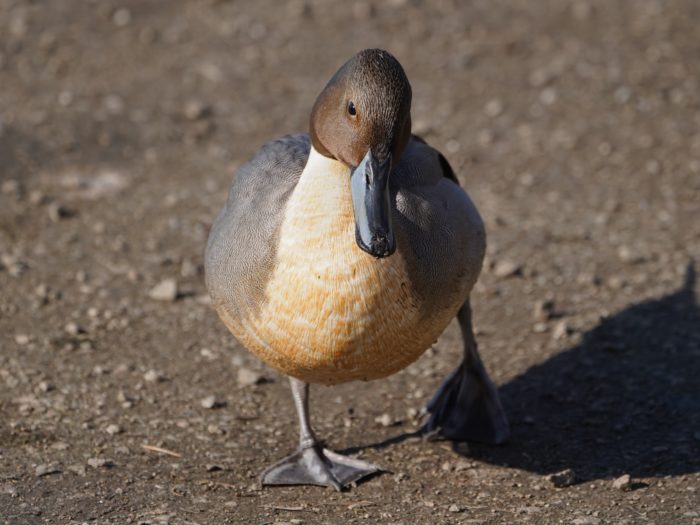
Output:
421,300,510,444
260,377,380,491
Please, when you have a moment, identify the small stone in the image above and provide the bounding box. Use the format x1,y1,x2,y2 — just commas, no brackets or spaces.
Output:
105,424,122,435
572,518,601,525
143,369,166,383
548,468,576,488
47,202,72,222
236,367,264,386
493,260,521,278
375,413,393,427
612,474,632,490
200,395,222,409
533,300,555,321
552,320,571,340
28,190,48,205
67,464,86,476
87,457,113,469
1,180,20,194
448,504,462,513
484,98,504,117
532,322,549,334
35,464,61,477
64,322,84,336
112,8,131,27
37,381,54,393
183,99,209,121
14,334,31,345
148,279,178,301
207,424,225,435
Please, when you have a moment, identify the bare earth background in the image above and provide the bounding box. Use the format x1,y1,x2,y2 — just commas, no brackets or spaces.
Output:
1,0,699,524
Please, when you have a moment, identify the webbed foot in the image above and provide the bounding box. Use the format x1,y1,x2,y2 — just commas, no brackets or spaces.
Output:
261,445,380,491
421,300,510,444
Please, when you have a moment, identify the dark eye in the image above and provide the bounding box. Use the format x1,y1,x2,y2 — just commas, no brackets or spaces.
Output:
347,101,357,116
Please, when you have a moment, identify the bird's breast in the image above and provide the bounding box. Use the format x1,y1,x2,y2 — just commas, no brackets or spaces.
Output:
216,149,456,384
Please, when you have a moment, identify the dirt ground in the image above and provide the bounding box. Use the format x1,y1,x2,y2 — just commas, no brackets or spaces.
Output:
1,0,699,523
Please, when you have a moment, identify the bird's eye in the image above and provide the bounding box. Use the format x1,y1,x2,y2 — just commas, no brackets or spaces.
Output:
347,101,357,116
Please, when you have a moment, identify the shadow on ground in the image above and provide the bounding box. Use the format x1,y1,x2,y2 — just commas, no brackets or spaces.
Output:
354,262,700,483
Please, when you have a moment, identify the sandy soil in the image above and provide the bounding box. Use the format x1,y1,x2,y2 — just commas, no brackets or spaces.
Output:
1,0,699,523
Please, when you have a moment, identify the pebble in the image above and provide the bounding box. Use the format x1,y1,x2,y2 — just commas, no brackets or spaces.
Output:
484,98,504,117
572,518,601,525
533,299,555,321
493,260,522,278
148,279,178,301
552,320,572,340
612,473,632,490
237,367,264,386
143,369,166,383
447,504,463,513
183,99,210,121
87,458,114,469
200,395,222,409
67,464,86,476
35,464,61,477
532,322,549,334
64,322,84,336
14,333,31,345
375,413,393,427
548,468,576,488
112,8,131,27
48,202,72,222
105,424,122,435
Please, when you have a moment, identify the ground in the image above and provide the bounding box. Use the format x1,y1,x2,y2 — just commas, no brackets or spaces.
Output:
1,0,699,524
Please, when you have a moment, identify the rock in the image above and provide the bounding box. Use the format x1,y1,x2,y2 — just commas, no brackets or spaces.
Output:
236,367,264,386
533,322,549,333
67,464,86,476
533,299,555,321
143,369,166,383
112,8,131,27
572,518,601,525
47,202,72,222
612,474,632,490
87,457,113,469
548,468,576,488
447,504,463,513
105,424,122,435
35,464,61,477
552,320,572,340
64,322,84,336
148,279,178,301
484,98,504,117
375,413,393,427
14,333,31,345
183,99,210,121
200,395,222,409
493,259,521,278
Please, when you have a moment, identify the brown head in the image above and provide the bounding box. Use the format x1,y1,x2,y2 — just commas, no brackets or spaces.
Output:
309,49,413,258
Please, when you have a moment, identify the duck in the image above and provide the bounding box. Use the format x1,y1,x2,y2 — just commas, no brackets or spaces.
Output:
205,49,509,491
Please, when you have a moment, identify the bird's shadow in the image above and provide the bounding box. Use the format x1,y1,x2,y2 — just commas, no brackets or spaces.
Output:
347,261,700,482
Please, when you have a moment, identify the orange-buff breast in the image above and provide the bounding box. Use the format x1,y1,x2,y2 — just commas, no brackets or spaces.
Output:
217,149,453,385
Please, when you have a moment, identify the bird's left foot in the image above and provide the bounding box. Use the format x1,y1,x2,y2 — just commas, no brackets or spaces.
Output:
260,444,380,491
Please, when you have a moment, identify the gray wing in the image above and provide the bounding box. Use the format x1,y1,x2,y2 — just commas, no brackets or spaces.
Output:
391,137,486,311
205,133,310,318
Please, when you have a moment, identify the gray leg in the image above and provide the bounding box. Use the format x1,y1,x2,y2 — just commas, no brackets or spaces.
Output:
260,377,380,491
421,301,510,444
